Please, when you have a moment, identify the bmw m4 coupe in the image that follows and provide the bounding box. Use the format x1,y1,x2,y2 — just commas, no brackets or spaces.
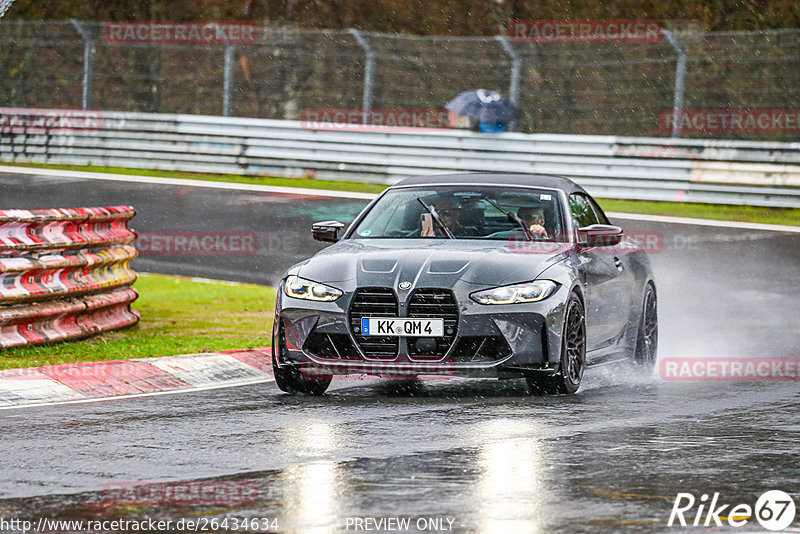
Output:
272,173,658,395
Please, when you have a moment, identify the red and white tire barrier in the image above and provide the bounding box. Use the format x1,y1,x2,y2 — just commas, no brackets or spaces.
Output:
0,206,136,254
0,245,138,304
0,288,140,348
0,206,139,348
0,348,272,408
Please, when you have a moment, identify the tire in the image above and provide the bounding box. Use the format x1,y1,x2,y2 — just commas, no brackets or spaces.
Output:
527,292,586,395
272,321,331,395
632,283,658,372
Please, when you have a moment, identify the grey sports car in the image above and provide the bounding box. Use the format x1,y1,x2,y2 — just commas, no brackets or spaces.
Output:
272,173,657,395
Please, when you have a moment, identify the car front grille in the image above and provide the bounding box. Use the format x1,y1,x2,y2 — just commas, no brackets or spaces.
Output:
407,289,459,360
348,287,399,360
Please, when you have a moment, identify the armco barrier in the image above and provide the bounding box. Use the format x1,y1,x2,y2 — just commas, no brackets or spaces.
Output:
0,206,139,349
1,109,800,207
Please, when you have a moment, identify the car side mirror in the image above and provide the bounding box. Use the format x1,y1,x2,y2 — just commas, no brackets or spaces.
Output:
312,220,345,243
577,224,623,248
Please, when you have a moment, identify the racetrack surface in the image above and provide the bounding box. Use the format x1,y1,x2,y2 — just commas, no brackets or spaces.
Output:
1,171,798,532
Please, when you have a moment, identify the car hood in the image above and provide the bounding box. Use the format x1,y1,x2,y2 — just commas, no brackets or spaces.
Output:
291,239,569,289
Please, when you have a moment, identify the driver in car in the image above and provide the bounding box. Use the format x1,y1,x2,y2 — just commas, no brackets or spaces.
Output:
420,199,476,237
517,206,549,239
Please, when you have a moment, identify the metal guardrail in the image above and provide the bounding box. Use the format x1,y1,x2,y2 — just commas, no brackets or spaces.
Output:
1,109,800,207
0,205,139,349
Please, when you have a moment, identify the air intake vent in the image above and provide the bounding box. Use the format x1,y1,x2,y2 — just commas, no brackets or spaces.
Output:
450,336,512,363
407,289,458,360
305,332,361,360
348,287,399,360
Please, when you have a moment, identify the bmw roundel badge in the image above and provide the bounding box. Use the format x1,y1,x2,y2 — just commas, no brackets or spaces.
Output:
398,281,412,290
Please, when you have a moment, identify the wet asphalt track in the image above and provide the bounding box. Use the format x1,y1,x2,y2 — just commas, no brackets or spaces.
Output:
0,172,799,532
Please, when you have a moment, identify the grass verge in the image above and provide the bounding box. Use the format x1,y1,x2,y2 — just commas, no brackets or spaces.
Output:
5,162,800,226
0,273,276,370
598,198,800,227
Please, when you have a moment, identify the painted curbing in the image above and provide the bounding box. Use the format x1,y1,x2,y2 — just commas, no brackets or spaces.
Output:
0,347,273,409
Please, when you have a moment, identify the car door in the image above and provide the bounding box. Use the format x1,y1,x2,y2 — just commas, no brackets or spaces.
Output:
569,193,632,349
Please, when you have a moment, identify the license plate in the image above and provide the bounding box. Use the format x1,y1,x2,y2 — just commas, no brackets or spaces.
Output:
361,317,444,337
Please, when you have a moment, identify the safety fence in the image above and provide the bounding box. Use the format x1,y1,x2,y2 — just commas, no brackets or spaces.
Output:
2,109,800,208
0,206,139,348
1,22,798,140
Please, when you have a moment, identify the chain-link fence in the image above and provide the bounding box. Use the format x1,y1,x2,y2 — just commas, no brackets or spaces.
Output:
0,21,798,140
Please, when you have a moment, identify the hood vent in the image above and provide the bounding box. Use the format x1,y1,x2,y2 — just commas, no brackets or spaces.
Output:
360,259,398,273
427,260,469,274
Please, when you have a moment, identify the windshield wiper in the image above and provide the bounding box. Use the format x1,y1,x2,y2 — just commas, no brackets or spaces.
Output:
480,195,532,241
417,198,455,239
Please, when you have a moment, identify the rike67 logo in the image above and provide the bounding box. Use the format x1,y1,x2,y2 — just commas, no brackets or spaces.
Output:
669,490,796,531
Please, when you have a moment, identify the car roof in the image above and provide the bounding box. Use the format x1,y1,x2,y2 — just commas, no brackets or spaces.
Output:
391,173,588,195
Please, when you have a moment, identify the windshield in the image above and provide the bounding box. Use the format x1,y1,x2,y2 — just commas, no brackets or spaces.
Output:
351,185,565,240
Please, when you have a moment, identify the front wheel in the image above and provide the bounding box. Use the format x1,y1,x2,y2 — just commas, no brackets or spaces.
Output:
527,293,586,395
272,322,331,395
632,283,658,372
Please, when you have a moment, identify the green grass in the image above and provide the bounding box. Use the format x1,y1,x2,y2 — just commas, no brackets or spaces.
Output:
597,197,800,227
0,274,277,370
5,162,800,226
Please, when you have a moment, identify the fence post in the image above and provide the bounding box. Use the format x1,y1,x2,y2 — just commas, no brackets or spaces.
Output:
494,35,521,132
223,44,235,116
348,29,375,125
70,19,94,110
663,29,687,138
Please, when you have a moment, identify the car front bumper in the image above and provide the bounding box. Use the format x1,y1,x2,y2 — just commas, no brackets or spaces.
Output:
274,285,568,379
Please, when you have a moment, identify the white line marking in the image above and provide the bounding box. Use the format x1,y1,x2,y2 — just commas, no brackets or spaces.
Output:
606,211,800,233
0,375,274,411
2,165,797,233
0,165,377,200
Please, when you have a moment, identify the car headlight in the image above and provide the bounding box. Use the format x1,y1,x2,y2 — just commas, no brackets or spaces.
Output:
284,275,343,302
470,280,558,305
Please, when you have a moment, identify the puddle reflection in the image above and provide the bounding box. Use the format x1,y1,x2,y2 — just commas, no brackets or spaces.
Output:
278,421,343,533
475,419,547,533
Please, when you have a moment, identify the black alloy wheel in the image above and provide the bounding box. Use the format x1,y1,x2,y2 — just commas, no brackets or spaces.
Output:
528,293,586,395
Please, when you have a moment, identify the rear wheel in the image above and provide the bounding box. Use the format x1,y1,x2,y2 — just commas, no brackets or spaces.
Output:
632,284,658,372
527,293,586,395
272,322,331,395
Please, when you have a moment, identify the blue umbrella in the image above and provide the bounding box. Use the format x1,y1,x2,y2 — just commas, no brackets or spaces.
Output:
446,89,519,123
